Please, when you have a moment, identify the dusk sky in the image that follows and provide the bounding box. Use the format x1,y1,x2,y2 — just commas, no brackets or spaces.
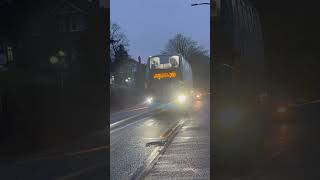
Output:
111,0,210,63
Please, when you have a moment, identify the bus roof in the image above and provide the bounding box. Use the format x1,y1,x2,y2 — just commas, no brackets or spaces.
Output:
149,54,182,58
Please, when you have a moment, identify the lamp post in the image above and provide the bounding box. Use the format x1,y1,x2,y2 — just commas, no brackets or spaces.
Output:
58,50,66,89
49,50,67,89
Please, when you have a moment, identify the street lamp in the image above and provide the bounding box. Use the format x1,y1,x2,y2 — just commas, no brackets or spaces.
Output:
221,63,233,71
49,50,67,89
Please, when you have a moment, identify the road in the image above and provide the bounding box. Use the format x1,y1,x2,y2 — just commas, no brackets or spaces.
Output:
111,97,210,180
5,95,320,179
0,105,149,180
145,99,210,179
110,104,150,124
0,127,108,179
3,96,320,180
0,98,210,180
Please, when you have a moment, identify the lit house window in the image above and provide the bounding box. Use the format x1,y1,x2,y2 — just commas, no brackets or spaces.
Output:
69,14,87,32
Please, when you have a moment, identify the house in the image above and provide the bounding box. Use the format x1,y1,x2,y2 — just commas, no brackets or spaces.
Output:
118,58,138,76
0,0,17,71
0,0,104,71
0,0,107,137
111,58,139,87
0,37,14,71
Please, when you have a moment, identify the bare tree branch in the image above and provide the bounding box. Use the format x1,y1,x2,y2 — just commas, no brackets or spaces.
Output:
110,22,129,61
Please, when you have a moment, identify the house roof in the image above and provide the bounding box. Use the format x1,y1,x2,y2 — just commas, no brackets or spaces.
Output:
149,54,182,58
127,58,139,64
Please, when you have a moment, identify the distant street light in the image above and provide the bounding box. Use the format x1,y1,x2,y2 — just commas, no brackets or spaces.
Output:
49,56,59,64
221,63,233,70
49,50,67,89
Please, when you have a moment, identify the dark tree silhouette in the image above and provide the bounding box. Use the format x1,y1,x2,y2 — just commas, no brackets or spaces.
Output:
162,34,210,90
110,22,129,62
162,33,208,59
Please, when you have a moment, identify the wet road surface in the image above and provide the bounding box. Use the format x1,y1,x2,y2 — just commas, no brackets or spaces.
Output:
254,102,320,179
111,97,210,180
0,107,151,180
211,100,320,180
145,99,210,179
0,98,211,180
0,129,108,180
110,111,179,180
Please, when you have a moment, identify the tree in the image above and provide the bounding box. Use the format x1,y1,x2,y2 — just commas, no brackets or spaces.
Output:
135,57,146,89
113,44,129,69
112,44,129,84
161,34,208,59
110,22,129,62
162,34,210,90
114,44,129,64
109,22,131,74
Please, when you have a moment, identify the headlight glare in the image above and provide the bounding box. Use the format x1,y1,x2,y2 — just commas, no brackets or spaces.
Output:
177,94,186,103
146,97,153,104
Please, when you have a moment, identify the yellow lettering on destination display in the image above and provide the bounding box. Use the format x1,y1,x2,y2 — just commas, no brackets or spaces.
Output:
153,72,177,80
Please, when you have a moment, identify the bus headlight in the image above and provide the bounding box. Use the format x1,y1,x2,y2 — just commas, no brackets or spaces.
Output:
146,97,153,104
196,93,201,99
177,94,186,103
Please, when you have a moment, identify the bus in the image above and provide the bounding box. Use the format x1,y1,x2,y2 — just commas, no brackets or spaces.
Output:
145,54,193,113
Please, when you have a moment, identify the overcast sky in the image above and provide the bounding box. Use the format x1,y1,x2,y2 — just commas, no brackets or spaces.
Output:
110,0,210,63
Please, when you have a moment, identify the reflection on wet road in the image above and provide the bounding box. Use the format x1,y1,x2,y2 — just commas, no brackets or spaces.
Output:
111,98,210,180
145,99,210,179
110,111,181,180
264,122,297,159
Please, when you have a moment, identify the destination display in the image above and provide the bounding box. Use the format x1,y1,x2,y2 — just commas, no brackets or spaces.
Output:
153,72,177,80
